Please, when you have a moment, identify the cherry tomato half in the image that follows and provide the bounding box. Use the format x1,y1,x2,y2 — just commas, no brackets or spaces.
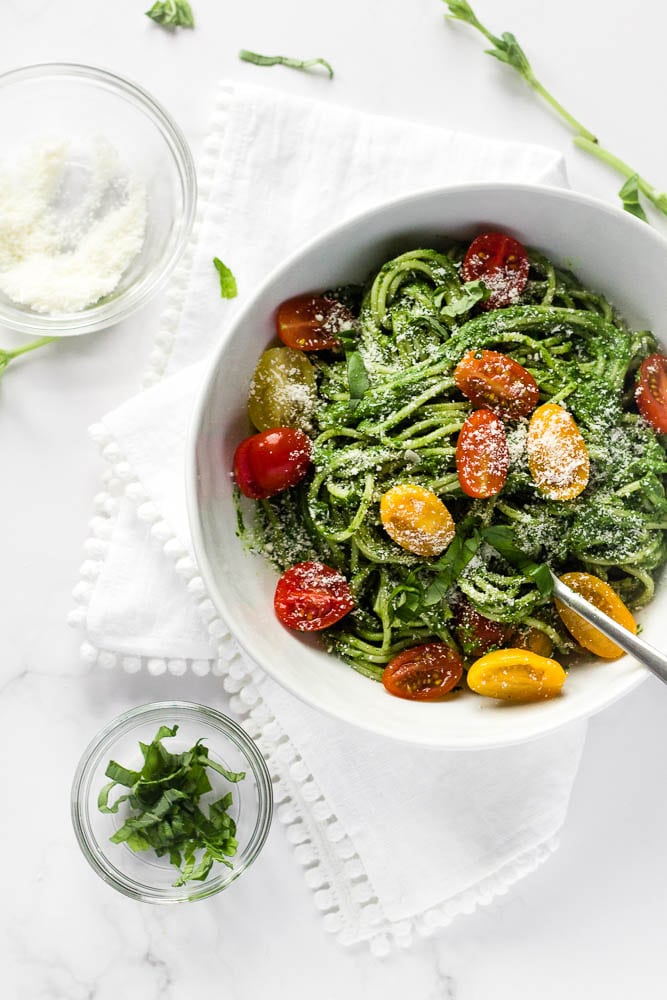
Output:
456,408,510,498
379,483,455,557
274,561,355,631
466,648,566,702
453,349,539,419
382,643,463,701
554,572,637,660
461,232,530,309
526,403,589,501
452,596,515,658
276,294,355,351
636,353,667,433
233,427,312,499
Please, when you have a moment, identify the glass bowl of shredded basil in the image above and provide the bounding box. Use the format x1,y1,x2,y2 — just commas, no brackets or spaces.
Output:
71,702,272,902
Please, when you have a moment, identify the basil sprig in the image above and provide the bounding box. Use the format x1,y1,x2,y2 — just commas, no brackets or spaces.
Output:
443,0,667,222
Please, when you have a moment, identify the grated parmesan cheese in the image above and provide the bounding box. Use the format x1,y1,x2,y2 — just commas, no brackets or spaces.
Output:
0,138,147,314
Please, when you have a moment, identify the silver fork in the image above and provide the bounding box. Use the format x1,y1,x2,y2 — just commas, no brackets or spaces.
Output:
549,571,667,685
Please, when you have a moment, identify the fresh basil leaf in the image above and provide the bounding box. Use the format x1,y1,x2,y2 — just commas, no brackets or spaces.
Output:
213,257,238,299
145,0,194,28
425,517,483,602
618,174,649,222
239,49,334,79
97,781,132,814
439,279,490,318
482,525,554,597
104,761,142,787
347,351,370,399
205,758,246,783
100,725,245,886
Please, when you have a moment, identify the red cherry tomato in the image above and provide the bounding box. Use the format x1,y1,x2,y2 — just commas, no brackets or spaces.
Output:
636,353,667,433
452,596,514,658
453,349,539,419
461,231,530,309
276,295,354,351
456,408,510,499
382,643,463,701
233,428,312,499
274,561,355,631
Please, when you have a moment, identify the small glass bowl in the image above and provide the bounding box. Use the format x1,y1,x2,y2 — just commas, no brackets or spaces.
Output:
71,703,273,903
0,63,196,335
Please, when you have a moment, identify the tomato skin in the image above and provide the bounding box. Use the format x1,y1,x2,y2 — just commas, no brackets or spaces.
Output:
467,648,566,702
233,428,312,499
456,409,510,498
636,353,667,433
461,232,530,309
453,349,539,419
379,483,455,557
452,596,514,658
274,562,355,631
276,294,354,351
555,572,637,659
382,643,463,701
527,403,589,501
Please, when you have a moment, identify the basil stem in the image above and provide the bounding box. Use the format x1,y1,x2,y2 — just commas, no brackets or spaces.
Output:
442,0,667,221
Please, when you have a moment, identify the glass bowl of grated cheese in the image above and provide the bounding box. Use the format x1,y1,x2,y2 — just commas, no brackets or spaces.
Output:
0,63,196,336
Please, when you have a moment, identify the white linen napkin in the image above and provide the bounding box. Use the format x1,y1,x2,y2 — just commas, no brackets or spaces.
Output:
71,82,587,954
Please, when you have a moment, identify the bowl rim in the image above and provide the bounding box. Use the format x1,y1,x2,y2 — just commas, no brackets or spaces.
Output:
71,701,273,902
0,62,197,336
186,180,666,748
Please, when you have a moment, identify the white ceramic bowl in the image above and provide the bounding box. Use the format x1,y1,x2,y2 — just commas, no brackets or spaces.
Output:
187,183,667,749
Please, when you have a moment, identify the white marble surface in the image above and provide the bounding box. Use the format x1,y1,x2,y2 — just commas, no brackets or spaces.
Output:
2,1,667,996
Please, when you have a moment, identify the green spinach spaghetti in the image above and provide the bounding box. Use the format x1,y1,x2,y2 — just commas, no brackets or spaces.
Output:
233,231,667,703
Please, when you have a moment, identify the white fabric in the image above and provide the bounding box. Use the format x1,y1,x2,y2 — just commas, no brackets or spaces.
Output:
73,82,587,953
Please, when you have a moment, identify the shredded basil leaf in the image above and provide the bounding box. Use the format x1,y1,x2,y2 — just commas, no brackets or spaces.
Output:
619,174,649,223
482,525,554,597
346,351,370,400
99,724,245,886
239,49,334,79
145,0,194,28
439,279,490,318
213,257,238,299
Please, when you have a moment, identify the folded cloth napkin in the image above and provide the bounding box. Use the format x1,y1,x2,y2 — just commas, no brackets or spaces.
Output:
71,82,587,954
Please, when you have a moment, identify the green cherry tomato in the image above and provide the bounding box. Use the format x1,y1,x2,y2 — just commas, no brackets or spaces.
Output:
248,347,317,432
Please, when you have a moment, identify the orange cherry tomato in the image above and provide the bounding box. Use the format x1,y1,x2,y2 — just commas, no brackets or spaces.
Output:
233,427,312,499
555,572,637,659
461,232,530,309
453,349,539,419
379,483,455,557
527,403,589,501
636,353,667,433
456,408,510,498
515,627,554,659
466,648,566,702
452,596,515,658
382,643,463,701
274,562,354,632
276,294,354,351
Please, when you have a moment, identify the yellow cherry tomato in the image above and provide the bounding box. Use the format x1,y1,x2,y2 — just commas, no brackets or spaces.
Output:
467,648,567,702
555,572,637,659
379,483,455,557
527,402,589,501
